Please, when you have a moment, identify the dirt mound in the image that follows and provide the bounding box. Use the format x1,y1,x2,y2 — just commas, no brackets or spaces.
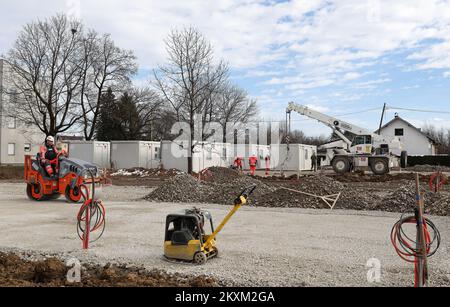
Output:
371,183,443,214
146,171,275,206
146,174,209,203
428,195,450,216
200,167,241,183
255,175,344,208
146,170,450,216
255,176,378,210
0,252,218,287
407,165,450,173
330,172,430,183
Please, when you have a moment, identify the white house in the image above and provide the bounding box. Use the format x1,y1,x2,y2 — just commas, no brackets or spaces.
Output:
0,59,43,165
376,114,437,156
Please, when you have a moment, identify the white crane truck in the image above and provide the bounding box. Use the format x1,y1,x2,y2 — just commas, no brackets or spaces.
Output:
286,102,408,175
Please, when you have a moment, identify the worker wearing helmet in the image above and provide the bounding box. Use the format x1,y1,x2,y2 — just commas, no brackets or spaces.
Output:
249,155,258,176
234,157,243,172
39,136,60,178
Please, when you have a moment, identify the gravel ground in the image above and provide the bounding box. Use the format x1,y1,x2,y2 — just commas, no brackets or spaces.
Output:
0,182,449,287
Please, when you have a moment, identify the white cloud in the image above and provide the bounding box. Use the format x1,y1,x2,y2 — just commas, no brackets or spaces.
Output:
1,0,450,136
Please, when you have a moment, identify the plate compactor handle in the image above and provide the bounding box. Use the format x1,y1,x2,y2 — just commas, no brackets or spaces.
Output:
234,184,257,205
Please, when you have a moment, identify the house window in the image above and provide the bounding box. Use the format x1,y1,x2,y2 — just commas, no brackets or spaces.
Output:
8,143,15,156
7,117,16,129
395,128,404,136
24,143,31,152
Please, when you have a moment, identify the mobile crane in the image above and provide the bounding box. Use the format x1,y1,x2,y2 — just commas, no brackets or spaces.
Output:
286,102,408,175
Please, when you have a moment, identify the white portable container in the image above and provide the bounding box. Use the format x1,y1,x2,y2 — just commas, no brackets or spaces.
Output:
111,141,161,169
270,144,317,172
161,141,232,173
68,141,111,169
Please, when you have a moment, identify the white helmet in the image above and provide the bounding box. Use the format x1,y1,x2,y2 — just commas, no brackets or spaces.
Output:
46,136,55,143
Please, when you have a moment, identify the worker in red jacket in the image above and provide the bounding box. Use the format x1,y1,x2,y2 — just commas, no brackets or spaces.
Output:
249,155,258,176
39,136,62,178
234,157,243,172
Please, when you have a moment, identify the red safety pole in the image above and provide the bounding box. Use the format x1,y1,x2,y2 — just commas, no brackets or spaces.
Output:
83,203,91,250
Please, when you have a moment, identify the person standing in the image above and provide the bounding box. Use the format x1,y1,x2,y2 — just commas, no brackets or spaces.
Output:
234,157,243,172
249,155,258,176
265,155,271,177
311,152,317,172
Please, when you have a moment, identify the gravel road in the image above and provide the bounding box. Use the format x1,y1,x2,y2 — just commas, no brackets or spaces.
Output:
0,182,449,287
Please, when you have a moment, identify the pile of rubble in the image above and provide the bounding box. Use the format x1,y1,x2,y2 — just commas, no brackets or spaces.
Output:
199,167,242,183
255,176,345,208
407,165,450,172
146,168,450,216
330,172,428,183
145,170,274,206
372,183,446,215
0,252,218,287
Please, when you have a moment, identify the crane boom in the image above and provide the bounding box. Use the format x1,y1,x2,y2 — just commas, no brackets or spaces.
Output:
287,102,373,136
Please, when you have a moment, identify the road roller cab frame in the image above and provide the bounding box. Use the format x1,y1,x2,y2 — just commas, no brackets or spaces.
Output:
164,185,256,265
24,154,102,202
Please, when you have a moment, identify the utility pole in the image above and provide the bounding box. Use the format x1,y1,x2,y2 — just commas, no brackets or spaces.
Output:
378,103,387,135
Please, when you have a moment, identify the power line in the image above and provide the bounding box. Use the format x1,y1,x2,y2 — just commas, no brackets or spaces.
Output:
387,106,450,115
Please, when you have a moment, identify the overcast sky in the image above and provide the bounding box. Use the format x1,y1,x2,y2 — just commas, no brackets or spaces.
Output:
1,0,450,136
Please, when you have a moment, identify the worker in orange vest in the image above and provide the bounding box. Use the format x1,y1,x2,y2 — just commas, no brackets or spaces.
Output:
234,157,243,172
249,155,258,176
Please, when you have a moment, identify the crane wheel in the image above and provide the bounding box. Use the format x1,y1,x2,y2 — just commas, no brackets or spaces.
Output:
332,157,350,174
371,158,389,175
193,252,207,265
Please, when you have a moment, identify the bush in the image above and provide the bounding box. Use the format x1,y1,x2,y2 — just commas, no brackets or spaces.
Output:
407,155,450,167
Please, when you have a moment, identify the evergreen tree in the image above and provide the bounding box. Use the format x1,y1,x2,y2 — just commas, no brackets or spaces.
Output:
116,92,142,140
95,88,122,141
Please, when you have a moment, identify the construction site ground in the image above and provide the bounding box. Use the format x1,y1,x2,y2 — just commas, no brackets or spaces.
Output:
0,175,449,287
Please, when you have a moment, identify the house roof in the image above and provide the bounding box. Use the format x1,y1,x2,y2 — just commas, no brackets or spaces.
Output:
375,116,438,144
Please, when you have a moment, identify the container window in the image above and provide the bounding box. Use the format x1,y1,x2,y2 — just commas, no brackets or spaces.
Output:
7,117,16,129
8,143,15,156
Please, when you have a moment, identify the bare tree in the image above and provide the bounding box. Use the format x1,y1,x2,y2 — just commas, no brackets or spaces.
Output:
128,87,165,140
4,14,137,139
216,83,258,143
422,124,450,154
5,14,84,136
153,27,228,173
78,32,137,140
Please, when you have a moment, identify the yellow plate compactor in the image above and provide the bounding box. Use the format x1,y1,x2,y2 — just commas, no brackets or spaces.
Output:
164,185,256,264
